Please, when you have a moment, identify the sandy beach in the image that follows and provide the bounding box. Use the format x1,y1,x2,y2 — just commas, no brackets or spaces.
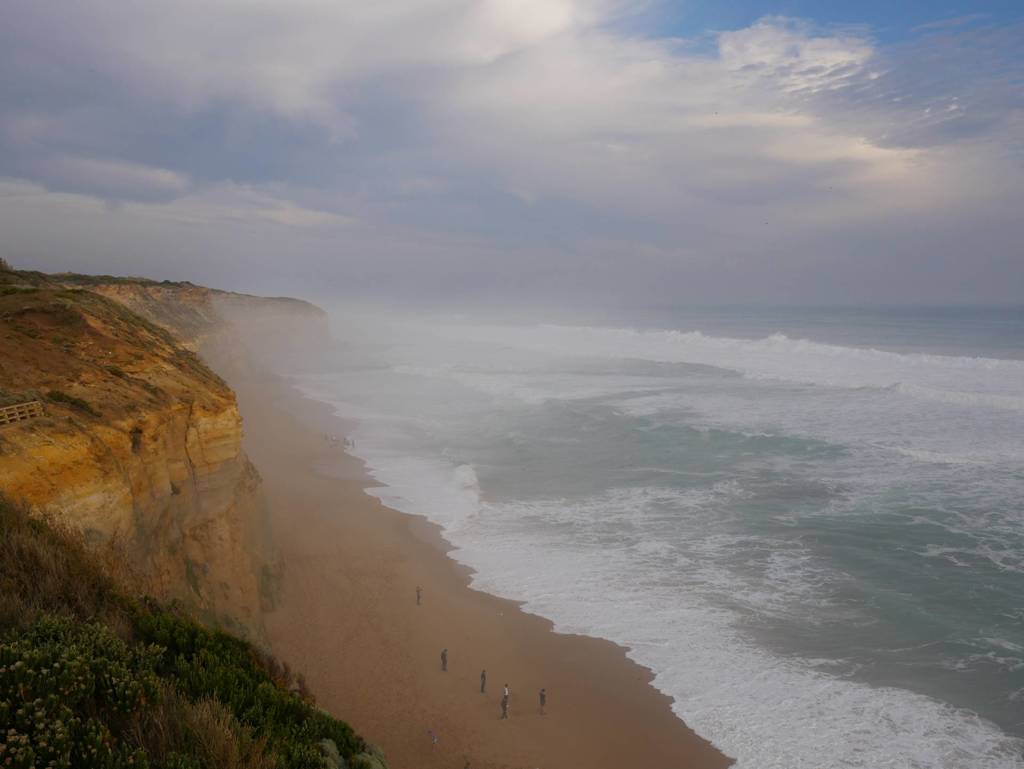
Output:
231,371,732,769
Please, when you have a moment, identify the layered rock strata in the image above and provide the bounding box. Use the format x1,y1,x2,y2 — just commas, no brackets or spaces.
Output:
0,276,302,640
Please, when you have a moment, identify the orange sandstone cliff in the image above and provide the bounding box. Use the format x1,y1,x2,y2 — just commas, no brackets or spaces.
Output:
0,269,326,640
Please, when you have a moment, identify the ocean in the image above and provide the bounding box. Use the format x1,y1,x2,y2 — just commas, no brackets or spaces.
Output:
296,305,1024,769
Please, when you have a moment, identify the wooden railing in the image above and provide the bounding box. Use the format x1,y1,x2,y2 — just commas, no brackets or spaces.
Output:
0,400,44,426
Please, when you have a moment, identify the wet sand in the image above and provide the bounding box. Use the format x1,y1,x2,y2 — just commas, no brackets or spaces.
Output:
232,373,732,769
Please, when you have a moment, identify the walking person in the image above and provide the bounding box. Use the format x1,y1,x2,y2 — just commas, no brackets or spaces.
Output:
539,688,547,715
500,683,510,719
416,585,422,605
427,729,438,750
441,648,448,672
480,669,486,694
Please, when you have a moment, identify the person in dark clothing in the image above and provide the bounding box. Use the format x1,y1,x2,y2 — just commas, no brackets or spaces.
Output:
416,585,422,605
480,669,487,693
539,688,547,715
441,648,448,671
500,695,509,719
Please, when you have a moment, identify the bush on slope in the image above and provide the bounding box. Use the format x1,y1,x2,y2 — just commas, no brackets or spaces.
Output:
0,496,383,769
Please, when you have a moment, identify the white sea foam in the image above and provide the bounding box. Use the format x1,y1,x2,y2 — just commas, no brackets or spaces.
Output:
429,323,1024,411
610,377,1024,469
393,364,671,405
346,443,1024,769
374,320,1024,470
300,375,1024,768
293,314,1024,769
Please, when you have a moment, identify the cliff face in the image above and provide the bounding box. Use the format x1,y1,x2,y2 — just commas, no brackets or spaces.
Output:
0,279,293,640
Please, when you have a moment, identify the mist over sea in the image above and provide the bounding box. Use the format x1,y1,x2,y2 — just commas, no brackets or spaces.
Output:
297,305,1024,769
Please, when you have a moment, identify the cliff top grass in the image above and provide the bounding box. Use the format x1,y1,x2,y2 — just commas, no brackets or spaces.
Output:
1,265,327,365
0,265,323,314
0,495,386,769
0,283,232,424
0,262,195,289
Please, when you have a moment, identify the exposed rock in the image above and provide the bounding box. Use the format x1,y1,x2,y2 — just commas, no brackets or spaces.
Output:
0,279,300,641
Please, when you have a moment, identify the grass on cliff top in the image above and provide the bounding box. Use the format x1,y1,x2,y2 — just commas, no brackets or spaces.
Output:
0,496,385,769
1,265,324,317
0,265,194,289
0,284,229,410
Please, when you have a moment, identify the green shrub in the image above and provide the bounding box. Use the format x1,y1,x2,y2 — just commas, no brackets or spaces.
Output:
0,496,128,630
0,497,384,769
46,390,100,417
0,616,157,769
131,607,366,767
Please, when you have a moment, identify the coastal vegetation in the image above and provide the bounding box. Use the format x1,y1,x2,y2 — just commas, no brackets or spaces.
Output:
0,265,194,289
0,276,230,420
0,495,386,769
46,389,100,417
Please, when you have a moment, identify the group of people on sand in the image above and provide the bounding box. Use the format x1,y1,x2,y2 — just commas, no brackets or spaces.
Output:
441,657,546,728
481,674,545,719
418,585,548,754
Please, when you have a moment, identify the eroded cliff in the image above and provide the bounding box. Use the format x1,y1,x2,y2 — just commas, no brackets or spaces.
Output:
0,276,288,640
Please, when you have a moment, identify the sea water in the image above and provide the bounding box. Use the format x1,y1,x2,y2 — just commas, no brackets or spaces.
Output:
296,305,1024,768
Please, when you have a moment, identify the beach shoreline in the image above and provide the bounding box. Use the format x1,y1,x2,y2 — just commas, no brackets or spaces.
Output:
230,370,731,769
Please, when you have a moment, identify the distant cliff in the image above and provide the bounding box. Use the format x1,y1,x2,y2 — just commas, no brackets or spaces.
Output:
0,268,326,641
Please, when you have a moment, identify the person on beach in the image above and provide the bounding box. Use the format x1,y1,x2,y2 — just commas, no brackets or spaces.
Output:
500,695,509,720
441,648,448,671
416,585,422,605
427,729,438,749
480,669,486,693
539,688,546,715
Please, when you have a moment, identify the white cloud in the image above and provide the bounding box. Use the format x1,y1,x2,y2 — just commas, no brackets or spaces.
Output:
1,2,1021,303
436,19,930,226
6,0,600,128
0,178,352,231
718,18,873,93
41,156,190,200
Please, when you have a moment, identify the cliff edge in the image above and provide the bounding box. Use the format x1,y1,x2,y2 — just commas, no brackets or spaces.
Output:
0,267,323,641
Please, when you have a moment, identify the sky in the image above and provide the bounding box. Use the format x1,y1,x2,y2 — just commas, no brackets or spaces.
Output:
1,1,1022,308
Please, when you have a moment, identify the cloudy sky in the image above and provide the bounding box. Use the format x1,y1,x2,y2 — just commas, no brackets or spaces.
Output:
1,1,1022,307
